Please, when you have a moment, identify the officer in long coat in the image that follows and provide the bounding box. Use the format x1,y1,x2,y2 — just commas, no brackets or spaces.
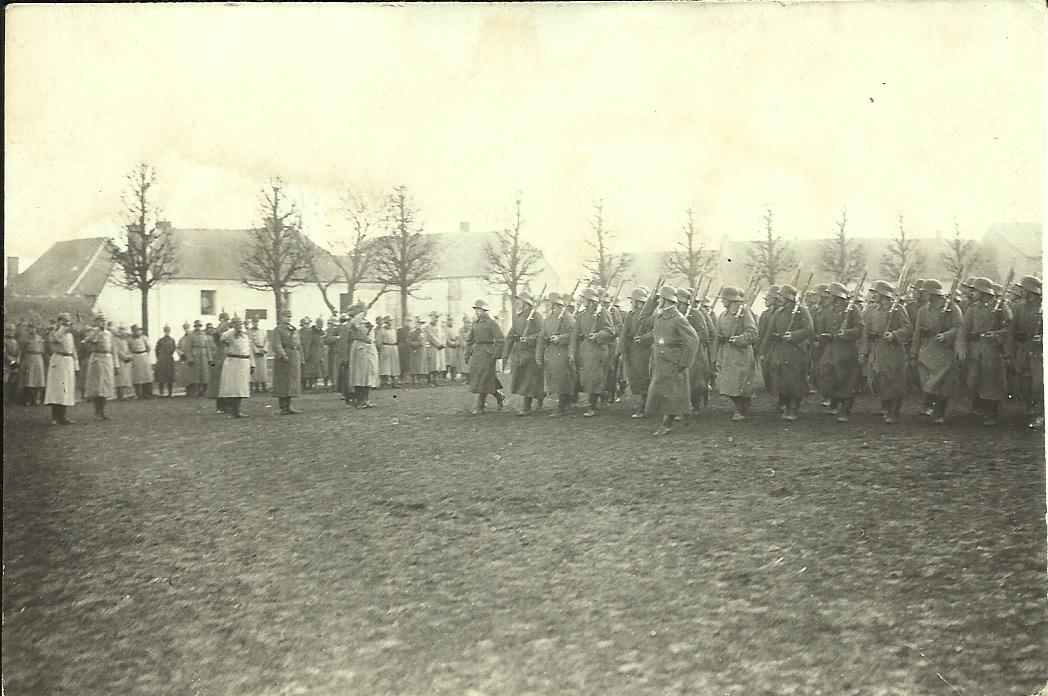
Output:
186,321,212,397
910,279,965,424
82,314,116,420
326,311,354,402
712,286,759,421
113,326,134,400
248,317,269,393
503,290,545,415
408,318,426,386
154,326,177,397
964,277,1011,426
176,323,193,394
218,317,253,418
760,284,814,420
443,318,461,381
644,286,699,436
376,316,401,387
574,287,617,417
44,313,78,424
537,293,577,417
465,299,505,414
347,312,380,408
757,285,781,396
618,287,653,418
271,309,303,414
207,313,231,412
863,281,913,424
1008,276,1043,429
18,322,46,406
127,325,154,399
815,282,865,422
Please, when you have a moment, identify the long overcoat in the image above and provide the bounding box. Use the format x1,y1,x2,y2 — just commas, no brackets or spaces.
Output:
574,307,617,394
862,304,912,401
964,301,1010,402
271,324,303,398
1008,301,1042,403
127,335,154,384
444,326,462,369
83,328,116,399
248,327,269,383
504,309,545,398
206,322,230,399
44,328,78,406
815,302,864,399
713,307,758,398
348,319,380,388
619,306,654,396
684,308,712,395
154,335,177,383
422,323,446,373
218,330,252,398
538,309,577,396
376,326,401,376
911,302,965,399
466,313,504,395
19,333,46,388
185,331,212,385
644,306,699,417
114,334,134,389
759,304,814,399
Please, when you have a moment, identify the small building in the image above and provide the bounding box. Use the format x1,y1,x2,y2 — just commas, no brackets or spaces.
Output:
7,226,560,340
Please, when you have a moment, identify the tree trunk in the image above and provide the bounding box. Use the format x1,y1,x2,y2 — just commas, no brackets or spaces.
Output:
140,288,149,335
274,286,285,317
400,286,409,328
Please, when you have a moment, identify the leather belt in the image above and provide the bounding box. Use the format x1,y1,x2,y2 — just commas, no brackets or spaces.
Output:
226,354,251,359
132,350,148,354
54,352,74,357
382,343,397,346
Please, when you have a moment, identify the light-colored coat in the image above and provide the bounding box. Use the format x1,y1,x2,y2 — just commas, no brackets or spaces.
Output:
218,329,252,398
83,327,116,399
348,318,380,388
713,307,758,398
538,309,577,396
127,335,154,384
19,334,46,388
376,326,401,377
248,327,269,383
644,306,699,416
44,327,78,406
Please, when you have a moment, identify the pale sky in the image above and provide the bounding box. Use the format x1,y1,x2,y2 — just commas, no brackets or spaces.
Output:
5,1,1045,280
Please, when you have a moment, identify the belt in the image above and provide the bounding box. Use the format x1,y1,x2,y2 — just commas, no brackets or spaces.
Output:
866,333,883,342
91,350,111,354
23,350,42,354
54,352,74,357
132,351,148,354
226,354,251,359
382,343,397,346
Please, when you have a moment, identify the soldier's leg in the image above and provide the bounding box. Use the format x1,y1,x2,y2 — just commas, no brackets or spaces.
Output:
655,414,675,435
471,393,487,414
583,393,599,416
517,396,533,416
933,397,948,424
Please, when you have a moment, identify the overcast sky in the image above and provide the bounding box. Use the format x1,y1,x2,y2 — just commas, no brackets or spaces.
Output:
5,1,1045,279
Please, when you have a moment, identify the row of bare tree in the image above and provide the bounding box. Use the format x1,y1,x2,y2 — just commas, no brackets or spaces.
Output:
104,163,993,330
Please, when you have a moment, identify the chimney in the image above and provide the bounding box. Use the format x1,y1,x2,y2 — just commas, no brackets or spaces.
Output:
6,256,19,285
459,221,470,234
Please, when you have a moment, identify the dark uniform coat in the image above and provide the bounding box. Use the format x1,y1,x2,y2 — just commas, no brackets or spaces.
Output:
504,309,545,398
466,313,504,395
538,309,577,396
1008,301,1042,404
271,323,303,398
644,306,700,417
154,335,177,383
862,303,912,400
815,301,865,399
759,303,814,399
964,300,1010,402
911,301,965,399
619,305,654,397
683,308,712,396
574,306,617,394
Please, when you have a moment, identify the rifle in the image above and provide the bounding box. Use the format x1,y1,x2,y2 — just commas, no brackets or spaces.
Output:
791,268,801,288
888,264,910,314
734,282,760,337
935,276,961,336
700,276,715,304
526,284,547,325
991,268,1015,334
838,271,867,335
784,272,814,335
560,277,583,318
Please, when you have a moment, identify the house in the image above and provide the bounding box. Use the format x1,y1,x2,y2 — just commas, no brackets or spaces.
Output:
6,224,560,339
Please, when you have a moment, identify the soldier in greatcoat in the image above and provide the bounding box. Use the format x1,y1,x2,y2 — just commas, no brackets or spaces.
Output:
574,287,617,417
327,312,354,403
127,325,154,399
443,317,461,381
910,279,965,424
4,323,21,404
644,286,699,436
325,317,340,389
712,286,759,421
676,288,712,415
396,322,412,384
815,282,865,422
862,280,913,424
82,314,116,420
465,299,505,414
618,287,654,418
298,318,314,390
347,311,380,408
112,325,134,400
248,317,269,393
218,317,253,418
503,290,545,415
423,312,446,386
457,318,473,382
44,313,78,424
207,313,231,412
271,309,303,414
806,283,829,402
186,321,212,397
537,293,577,417
757,285,781,397
598,294,622,404
176,322,193,395
376,316,401,388
1008,276,1043,429
18,322,46,406
759,284,814,421
407,318,426,387
154,325,177,397
963,277,1011,426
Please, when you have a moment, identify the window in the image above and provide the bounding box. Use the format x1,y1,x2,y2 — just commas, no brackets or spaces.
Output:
200,290,216,316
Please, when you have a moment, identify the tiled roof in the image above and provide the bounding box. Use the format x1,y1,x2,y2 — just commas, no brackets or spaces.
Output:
8,237,113,297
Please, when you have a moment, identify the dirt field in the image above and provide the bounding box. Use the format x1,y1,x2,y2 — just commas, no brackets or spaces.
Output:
3,385,1045,695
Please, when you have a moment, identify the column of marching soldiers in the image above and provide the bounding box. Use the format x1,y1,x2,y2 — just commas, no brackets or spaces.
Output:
5,270,1042,433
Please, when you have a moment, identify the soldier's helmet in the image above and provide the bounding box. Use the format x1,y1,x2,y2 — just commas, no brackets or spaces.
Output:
719,286,745,302
472,299,489,310
1020,275,1043,295
580,287,600,303
218,312,230,321
676,288,693,304
194,319,204,327
778,284,798,300
871,280,894,297
547,292,563,305
990,282,1004,298
973,277,995,296
300,318,310,326
808,283,829,298
628,287,648,302
962,276,978,290
657,285,678,303
280,309,293,320
516,290,535,305
827,282,850,300
923,279,946,297
182,322,190,330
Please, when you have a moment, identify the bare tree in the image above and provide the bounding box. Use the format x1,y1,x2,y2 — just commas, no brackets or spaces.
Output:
817,208,866,283
940,219,981,281
583,199,631,290
105,163,180,331
881,214,926,281
240,178,314,316
664,207,717,290
309,192,388,314
373,185,439,325
745,207,797,285
484,194,544,302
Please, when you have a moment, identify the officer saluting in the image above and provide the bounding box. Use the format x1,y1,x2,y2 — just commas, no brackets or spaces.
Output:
271,309,303,414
